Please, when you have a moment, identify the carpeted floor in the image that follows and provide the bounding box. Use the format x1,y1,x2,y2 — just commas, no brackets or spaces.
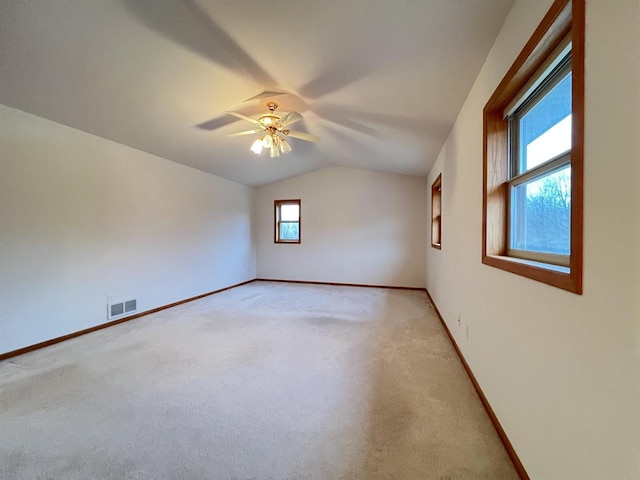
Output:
0,281,518,479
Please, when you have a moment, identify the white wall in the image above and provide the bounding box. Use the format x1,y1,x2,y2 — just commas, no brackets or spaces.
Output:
0,105,256,354
425,1,640,479
256,167,426,288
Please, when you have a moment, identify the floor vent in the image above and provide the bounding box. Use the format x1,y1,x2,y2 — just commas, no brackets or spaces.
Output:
108,297,138,320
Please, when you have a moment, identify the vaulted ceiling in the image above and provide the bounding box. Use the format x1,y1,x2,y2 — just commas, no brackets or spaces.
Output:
0,0,514,186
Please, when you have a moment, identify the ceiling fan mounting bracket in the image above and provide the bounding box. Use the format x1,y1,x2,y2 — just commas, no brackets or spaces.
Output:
266,102,278,113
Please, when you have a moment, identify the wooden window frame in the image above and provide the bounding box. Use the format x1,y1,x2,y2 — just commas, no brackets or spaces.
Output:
274,199,301,244
482,0,584,294
431,174,442,249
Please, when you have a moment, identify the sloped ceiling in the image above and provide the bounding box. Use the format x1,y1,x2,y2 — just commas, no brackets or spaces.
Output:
0,0,514,186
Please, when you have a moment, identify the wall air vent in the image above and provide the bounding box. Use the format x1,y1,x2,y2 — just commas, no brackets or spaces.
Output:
124,299,137,313
108,296,138,320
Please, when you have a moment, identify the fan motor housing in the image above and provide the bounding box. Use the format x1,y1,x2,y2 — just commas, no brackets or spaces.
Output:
258,113,280,125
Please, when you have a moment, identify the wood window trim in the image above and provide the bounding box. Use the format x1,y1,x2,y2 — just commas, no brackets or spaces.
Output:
482,0,584,294
431,174,442,249
274,199,301,244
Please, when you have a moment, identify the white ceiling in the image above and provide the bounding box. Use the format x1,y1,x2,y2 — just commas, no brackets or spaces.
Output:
0,0,514,186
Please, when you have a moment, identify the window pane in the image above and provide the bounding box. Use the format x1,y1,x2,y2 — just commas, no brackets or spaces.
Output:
519,72,572,172
432,218,441,246
280,204,299,221
511,165,571,255
280,222,299,240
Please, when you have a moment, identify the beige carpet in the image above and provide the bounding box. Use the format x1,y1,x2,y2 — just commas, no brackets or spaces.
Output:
0,281,518,479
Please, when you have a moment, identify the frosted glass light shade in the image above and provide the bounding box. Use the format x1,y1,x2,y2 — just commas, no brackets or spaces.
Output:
280,139,292,154
250,139,263,154
270,145,280,158
263,135,273,148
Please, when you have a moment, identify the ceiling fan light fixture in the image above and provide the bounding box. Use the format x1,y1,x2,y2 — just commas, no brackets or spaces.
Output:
250,138,264,154
226,101,317,158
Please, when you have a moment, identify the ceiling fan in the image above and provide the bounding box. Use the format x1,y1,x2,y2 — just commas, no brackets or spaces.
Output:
226,102,319,158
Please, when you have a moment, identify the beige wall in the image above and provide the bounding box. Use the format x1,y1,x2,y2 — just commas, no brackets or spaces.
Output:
0,105,256,354
425,0,640,478
256,167,426,288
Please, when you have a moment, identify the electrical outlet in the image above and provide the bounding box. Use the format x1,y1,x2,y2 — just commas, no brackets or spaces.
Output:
465,324,470,340
457,315,462,328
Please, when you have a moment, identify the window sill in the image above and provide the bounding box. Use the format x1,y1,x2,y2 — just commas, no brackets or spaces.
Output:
502,255,569,273
482,254,580,294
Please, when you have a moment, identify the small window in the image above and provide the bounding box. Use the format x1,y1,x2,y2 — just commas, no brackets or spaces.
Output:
431,174,442,249
482,0,584,294
274,199,301,243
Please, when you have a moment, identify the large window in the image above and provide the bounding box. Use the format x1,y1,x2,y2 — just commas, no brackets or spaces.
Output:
482,0,584,293
508,47,572,266
274,199,301,243
431,174,442,249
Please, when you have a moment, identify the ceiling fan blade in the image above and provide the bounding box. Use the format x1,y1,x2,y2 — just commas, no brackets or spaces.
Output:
244,90,289,102
286,130,320,143
226,111,262,126
226,129,263,137
280,111,303,128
